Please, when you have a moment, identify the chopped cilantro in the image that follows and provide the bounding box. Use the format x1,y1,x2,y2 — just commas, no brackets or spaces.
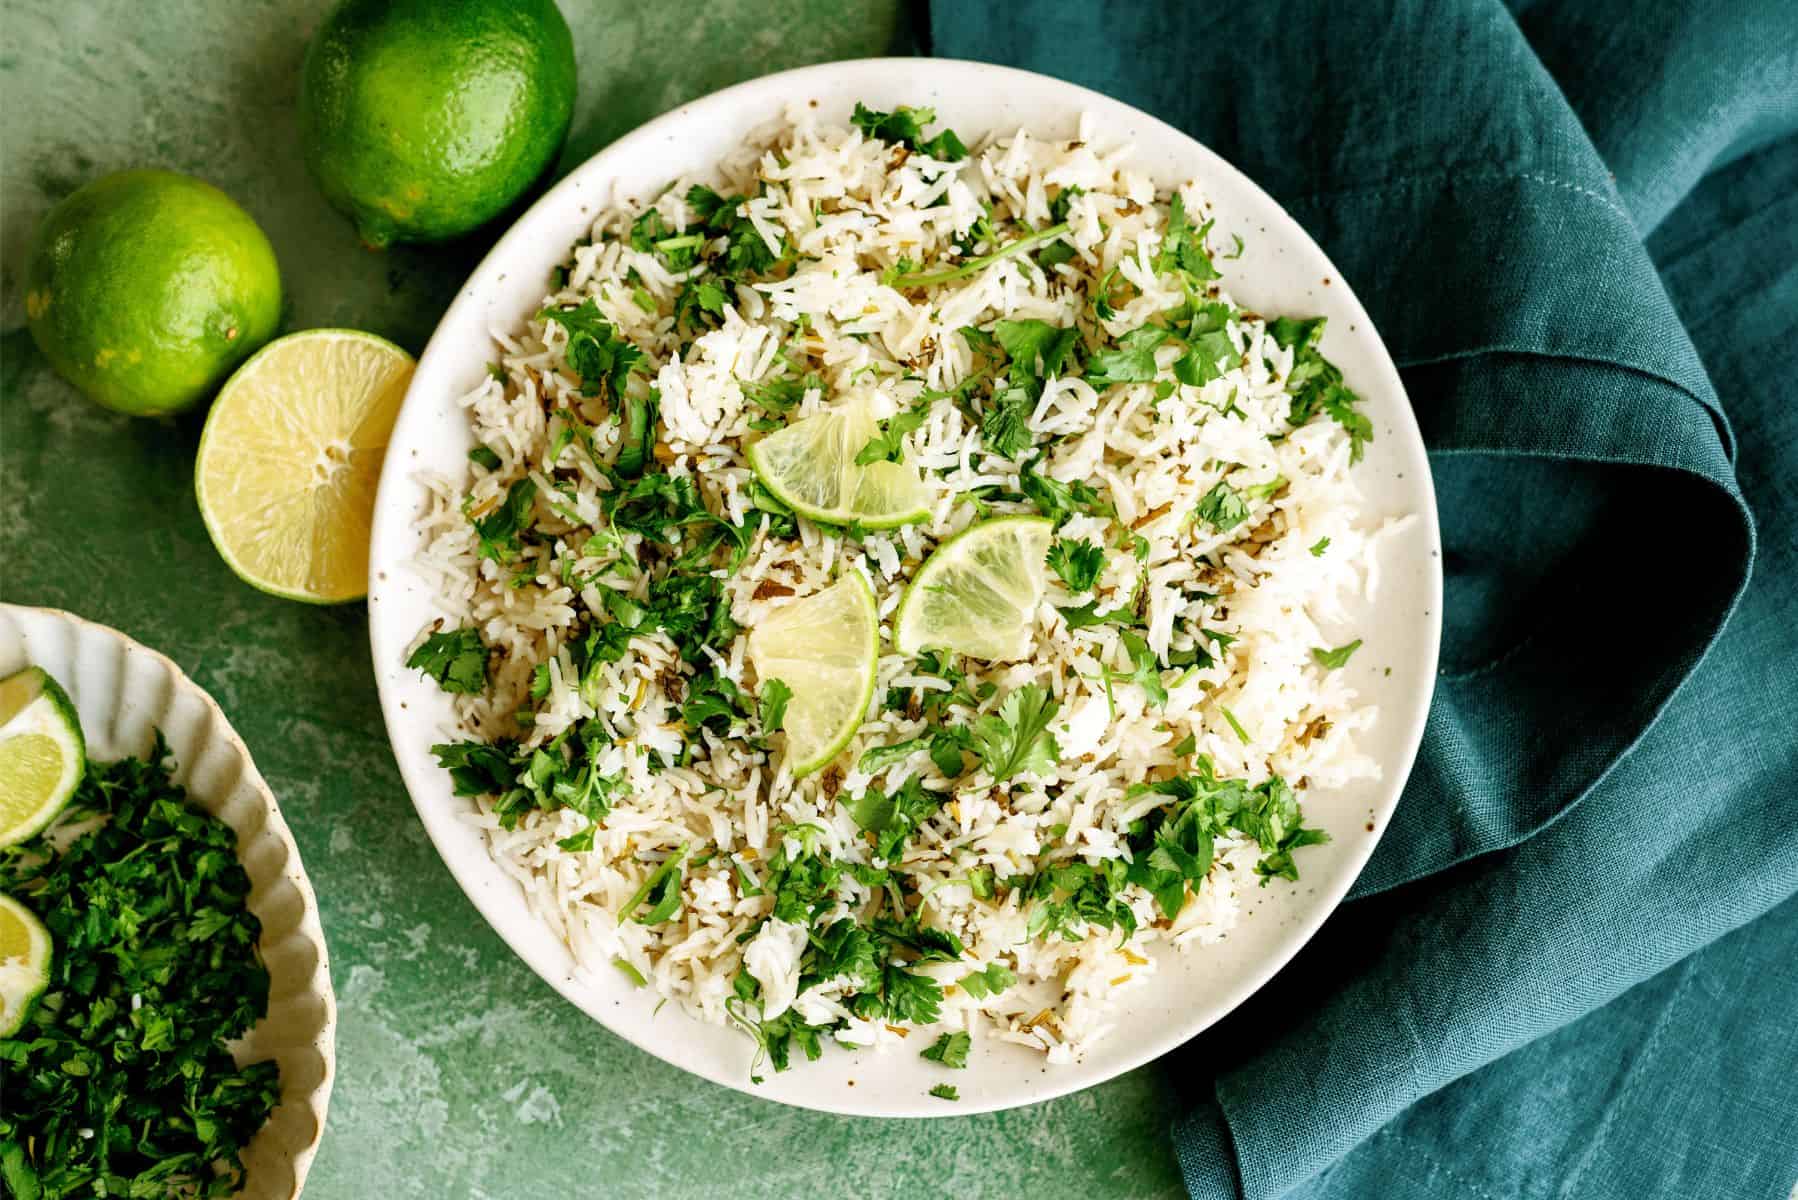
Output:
0,738,281,1199
855,403,930,465
1193,481,1250,533
1085,324,1168,386
1047,537,1104,592
969,684,1061,783
957,962,1016,999
472,477,538,561
1309,536,1331,557
759,678,793,732
1311,640,1363,669
849,102,969,161
1018,460,1111,525
539,299,645,399
920,1030,971,1068
406,626,488,694
1219,706,1252,744
993,319,1078,379
929,1083,960,1101
468,444,501,470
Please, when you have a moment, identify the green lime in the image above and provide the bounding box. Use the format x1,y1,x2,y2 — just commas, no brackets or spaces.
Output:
0,894,53,1037
0,667,86,849
24,170,282,417
747,400,933,529
746,574,880,778
195,329,415,604
299,0,577,247
894,516,1053,662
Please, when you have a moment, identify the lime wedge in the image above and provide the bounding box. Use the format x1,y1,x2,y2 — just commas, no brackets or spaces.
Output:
747,400,932,529
894,516,1053,661
0,893,52,1036
195,329,415,603
0,667,85,849
747,573,880,777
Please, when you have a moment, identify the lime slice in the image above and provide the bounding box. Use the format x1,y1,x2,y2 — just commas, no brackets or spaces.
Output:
195,329,415,603
747,573,880,777
0,893,52,1036
747,400,932,529
0,667,85,849
894,516,1053,661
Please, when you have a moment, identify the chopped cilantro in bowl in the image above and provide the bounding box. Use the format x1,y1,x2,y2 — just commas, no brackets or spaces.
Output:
0,735,280,1199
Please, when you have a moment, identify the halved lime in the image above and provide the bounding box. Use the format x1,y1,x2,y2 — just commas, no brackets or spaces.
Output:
747,400,932,529
747,573,880,777
195,329,415,603
0,893,52,1036
894,516,1053,661
0,667,85,849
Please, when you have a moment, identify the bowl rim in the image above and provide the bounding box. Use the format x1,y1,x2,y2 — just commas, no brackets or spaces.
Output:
367,55,1443,1118
0,602,338,1195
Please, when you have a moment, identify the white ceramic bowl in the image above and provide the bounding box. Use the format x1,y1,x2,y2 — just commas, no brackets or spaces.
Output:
367,58,1442,1117
0,605,336,1197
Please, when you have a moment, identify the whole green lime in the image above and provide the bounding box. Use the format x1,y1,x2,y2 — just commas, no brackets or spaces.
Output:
299,0,577,248
25,170,283,417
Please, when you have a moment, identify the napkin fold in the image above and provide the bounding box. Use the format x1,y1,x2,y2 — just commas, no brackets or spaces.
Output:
929,0,1798,1194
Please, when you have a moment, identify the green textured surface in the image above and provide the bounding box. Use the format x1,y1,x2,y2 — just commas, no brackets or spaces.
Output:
0,4,1186,1197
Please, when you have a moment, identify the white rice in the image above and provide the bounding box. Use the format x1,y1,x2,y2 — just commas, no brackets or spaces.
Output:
410,104,1401,1069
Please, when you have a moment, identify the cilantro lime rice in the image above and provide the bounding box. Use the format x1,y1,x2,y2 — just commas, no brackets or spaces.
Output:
408,103,1409,1074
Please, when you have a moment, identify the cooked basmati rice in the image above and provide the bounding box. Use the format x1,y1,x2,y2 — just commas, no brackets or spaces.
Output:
409,103,1403,1071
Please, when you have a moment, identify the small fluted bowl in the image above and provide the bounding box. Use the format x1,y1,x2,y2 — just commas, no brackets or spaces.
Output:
0,604,336,1199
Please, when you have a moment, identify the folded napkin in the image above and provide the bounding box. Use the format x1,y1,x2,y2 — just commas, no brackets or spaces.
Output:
929,1,1798,1195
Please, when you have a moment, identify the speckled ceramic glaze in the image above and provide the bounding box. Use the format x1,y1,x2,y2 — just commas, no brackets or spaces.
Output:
368,58,1443,1117
0,605,336,1199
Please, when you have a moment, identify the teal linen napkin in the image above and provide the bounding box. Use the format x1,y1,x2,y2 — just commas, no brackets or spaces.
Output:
930,1,1798,1195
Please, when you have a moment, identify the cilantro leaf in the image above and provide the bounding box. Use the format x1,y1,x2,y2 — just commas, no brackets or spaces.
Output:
1047,538,1104,592
468,444,501,470
1019,460,1112,525
993,319,1078,379
855,403,930,465
406,626,488,695
1274,314,1374,462
539,299,645,398
1193,481,1250,532
1309,536,1331,557
1085,324,1168,387
921,1030,972,1068
472,477,538,561
850,102,969,161
858,737,925,774
969,684,1061,783
980,382,1036,458
957,962,1016,999
1311,640,1363,669
1154,193,1220,286
759,678,793,732
683,670,749,731
614,391,660,478
929,1083,960,1101
1107,628,1169,709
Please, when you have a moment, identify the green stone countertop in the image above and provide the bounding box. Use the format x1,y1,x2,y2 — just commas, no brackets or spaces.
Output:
0,3,1187,1196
